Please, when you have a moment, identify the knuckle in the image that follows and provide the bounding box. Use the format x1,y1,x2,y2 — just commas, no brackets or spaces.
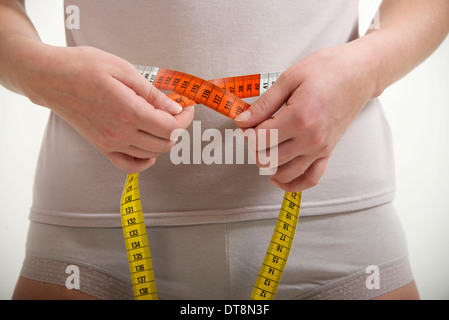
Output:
296,113,317,132
277,71,289,84
277,69,295,90
310,132,327,149
289,106,308,131
97,126,128,151
144,83,160,103
117,107,139,126
290,98,327,132
102,126,121,144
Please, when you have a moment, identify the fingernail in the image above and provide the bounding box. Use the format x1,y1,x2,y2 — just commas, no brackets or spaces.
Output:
234,110,251,122
166,100,183,115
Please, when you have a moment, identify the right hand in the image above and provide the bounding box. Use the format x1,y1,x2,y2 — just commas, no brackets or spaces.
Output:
15,44,194,173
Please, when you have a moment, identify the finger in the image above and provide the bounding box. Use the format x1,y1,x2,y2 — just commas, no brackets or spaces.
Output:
241,128,292,171
240,127,277,153
254,145,279,171
106,76,187,140
172,105,195,129
270,157,329,192
118,63,184,115
234,72,298,128
136,103,194,140
253,83,320,148
271,155,315,184
133,130,176,153
240,108,298,150
275,139,302,166
119,145,161,160
108,152,156,174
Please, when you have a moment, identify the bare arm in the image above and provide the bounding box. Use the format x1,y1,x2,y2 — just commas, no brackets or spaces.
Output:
235,0,449,192
361,0,449,96
0,0,194,173
0,0,40,93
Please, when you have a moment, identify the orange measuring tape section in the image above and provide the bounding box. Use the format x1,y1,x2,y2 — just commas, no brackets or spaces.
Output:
137,65,281,117
120,65,302,300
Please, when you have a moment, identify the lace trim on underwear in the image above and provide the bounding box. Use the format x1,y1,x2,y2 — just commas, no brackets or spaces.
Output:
300,256,414,300
20,254,414,300
20,255,133,300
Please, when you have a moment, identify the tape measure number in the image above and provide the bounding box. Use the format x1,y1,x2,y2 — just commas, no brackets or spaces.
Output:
120,173,157,300
120,65,302,300
251,191,301,300
135,65,283,118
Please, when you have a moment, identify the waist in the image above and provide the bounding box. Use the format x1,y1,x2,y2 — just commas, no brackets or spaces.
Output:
30,98,395,227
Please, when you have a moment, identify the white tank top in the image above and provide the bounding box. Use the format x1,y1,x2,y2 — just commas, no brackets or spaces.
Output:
29,0,396,227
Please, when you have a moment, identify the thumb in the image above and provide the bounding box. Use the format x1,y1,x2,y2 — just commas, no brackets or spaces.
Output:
234,76,294,128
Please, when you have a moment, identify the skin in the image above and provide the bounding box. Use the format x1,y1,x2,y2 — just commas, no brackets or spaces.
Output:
2,0,448,300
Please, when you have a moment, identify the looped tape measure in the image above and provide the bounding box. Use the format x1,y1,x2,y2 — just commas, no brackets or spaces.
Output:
120,65,302,300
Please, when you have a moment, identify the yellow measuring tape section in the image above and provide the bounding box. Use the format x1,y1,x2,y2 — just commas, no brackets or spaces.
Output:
120,65,302,300
250,191,301,300
120,173,158,300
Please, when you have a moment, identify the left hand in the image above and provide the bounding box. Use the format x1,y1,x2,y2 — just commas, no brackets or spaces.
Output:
234,43,378,192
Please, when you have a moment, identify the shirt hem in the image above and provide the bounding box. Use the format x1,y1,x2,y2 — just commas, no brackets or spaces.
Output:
28,189,395,228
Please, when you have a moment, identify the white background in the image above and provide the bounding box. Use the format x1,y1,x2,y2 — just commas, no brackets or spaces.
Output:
0,0,448,299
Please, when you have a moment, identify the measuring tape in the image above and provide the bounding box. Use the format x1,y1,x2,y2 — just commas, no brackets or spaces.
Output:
120,65,302,300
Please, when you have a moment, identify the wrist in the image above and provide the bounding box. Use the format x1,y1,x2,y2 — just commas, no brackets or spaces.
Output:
346,28,414,99
339,36,386,99
1,35,56,101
